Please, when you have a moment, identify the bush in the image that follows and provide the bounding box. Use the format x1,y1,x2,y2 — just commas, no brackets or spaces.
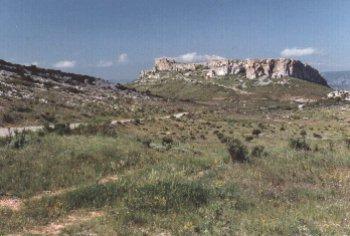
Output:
289,138,310,151
300,130,307,137
227,139,249,162
252,129,261,136
128,180,209,213
162,136,174,150
215,133,250,162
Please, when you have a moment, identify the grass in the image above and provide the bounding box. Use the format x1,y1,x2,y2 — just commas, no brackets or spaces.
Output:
128,179,209,213
130,78,238,102
0,97,349,234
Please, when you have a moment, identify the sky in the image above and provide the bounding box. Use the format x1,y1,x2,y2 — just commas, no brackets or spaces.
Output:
0,0,350,82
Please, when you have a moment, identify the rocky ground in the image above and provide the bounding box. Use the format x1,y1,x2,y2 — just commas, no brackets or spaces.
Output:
0,59,184,126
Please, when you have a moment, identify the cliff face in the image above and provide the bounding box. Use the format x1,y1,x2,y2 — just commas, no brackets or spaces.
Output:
140,58,328,86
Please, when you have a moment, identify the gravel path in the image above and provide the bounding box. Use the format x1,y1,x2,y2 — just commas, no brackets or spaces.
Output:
0,112,188,138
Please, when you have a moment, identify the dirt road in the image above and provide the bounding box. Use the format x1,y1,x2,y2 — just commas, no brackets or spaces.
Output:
0,112,188,138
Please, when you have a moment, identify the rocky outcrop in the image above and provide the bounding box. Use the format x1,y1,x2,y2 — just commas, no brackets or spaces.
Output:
327,90,350,101
0,59,108,87
140,57,329,86
154,58,198,71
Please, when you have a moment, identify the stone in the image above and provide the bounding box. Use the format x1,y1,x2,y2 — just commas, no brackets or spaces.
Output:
140,57,329,87
327,90,350,101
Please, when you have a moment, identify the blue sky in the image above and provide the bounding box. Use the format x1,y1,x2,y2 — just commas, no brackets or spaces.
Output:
0,0,349,82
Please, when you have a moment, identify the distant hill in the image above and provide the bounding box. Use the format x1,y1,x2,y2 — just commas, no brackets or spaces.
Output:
322,71,350,90
129,58,332,111
0,59,156,125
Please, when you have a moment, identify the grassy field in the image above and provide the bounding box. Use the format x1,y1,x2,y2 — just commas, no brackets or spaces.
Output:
1,102,349,235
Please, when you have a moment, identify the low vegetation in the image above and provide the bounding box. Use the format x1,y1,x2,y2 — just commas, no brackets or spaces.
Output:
1,102,349,235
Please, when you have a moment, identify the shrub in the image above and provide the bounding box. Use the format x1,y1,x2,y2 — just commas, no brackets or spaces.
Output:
162,136,173,146
300,130,307,137
252,129,261,136
227,139,249,162
289,138,310,151
245,136,254,142
162,136,174,150
313,133,322,139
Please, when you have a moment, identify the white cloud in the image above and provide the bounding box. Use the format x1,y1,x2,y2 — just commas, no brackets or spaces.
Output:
280,47,317,57
97,60,113,68
24,61,39,66
117,53,128,63
53,60,76,68
174,52,225,63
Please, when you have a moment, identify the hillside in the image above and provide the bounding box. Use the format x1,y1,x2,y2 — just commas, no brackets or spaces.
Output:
1,96,349,235
1,58,349,235
323,71,350,90
0,59,178,126
130,58,332,111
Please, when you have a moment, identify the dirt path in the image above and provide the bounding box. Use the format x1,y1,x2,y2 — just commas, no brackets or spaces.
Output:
24,210,104,235
0,112,188,138
0,172,121,213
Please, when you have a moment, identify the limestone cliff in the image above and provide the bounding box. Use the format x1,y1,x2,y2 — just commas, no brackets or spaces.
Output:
139,57,328,87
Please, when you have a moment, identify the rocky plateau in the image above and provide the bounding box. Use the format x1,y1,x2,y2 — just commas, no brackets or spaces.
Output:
139,57,329,86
